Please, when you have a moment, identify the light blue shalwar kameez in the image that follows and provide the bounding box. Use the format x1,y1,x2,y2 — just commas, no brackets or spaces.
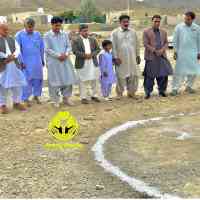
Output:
44,30,77,103
172,22,200,90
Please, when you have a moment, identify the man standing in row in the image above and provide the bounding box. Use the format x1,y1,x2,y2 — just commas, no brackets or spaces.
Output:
44,16,77,108
111,15,141,99
73,24,101,104
143,15,173,99
16,18,44,106
0,23,26,114
172,11,200,96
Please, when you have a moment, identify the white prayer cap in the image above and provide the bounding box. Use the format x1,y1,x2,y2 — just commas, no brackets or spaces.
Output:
0,16,7,24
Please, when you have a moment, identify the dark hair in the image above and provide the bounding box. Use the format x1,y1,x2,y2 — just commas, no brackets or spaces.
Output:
102,40,112,48
119,15,130,22
185,11,196,20
24,18,35,26
152,15,162,21
51,16,63,24
79,24,89,31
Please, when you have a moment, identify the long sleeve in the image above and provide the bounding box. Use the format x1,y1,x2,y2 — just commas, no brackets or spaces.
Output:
0,52,6,58
91,38,101,57
173,25,179,52
44,34,60,58
14,40,20,58
162,32,169,51
39,34,45,63
143,31,155,53
72,40,85,58
15,33,24,63
135,32,140,57
99,54,107,73
197,26,200,54
110,31,118,59
65,32,72,55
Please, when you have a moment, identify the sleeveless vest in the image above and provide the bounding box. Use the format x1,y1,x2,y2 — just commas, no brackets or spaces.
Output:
0,36,19,72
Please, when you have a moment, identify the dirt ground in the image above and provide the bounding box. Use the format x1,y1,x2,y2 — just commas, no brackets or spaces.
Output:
1,7,200,198
0,38,199,198
1,82,200,198
105,111,200,198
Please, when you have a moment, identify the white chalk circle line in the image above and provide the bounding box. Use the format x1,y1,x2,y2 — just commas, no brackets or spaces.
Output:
92,112,200,199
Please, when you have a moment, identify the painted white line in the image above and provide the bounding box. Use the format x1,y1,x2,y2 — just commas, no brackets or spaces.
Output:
176,132,192,141
163,127,200,141
162,128,193,141
92,113,200,199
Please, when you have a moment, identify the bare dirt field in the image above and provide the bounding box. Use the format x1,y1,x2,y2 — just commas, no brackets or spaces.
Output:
0,25,200,198
1,82,200,198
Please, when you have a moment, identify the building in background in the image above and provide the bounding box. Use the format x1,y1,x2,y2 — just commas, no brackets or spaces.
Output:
161,14,200,26
9,8,52,25
106,10,134,24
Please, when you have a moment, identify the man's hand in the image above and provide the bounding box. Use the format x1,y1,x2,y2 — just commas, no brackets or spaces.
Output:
136,56,141,65
155,49,164,57
5,54,16,64
9,54,16,60
103,71,108,77
58,54,68,62
84,54,92,60
20,63,26,69
114,58,122,66
64,53,69,59
174,52,178,60
58,55,65,62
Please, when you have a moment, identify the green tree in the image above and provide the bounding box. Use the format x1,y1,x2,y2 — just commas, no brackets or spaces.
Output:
59,10,76,23
80,0,97,22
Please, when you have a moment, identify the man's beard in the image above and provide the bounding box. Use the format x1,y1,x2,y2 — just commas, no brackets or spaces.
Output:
123,26,129,30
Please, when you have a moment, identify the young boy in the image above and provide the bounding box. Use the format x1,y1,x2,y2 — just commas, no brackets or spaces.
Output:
99,40,116,101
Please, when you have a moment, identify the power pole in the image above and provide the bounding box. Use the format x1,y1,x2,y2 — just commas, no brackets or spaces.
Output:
127,0,130,16
16,0,22,8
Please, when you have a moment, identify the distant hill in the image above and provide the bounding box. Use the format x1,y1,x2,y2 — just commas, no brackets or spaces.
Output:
144,0,200,8
0,0,200,15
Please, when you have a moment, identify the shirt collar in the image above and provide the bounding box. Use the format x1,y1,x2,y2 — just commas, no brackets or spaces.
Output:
24,29,34,35
184,22,194,28
50,30,63,36
119,27,130,32
80,35,89,40
153,27,160,32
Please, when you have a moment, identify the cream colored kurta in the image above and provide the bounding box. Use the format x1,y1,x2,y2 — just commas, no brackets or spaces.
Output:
111,27,140,79
77,36,99,82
